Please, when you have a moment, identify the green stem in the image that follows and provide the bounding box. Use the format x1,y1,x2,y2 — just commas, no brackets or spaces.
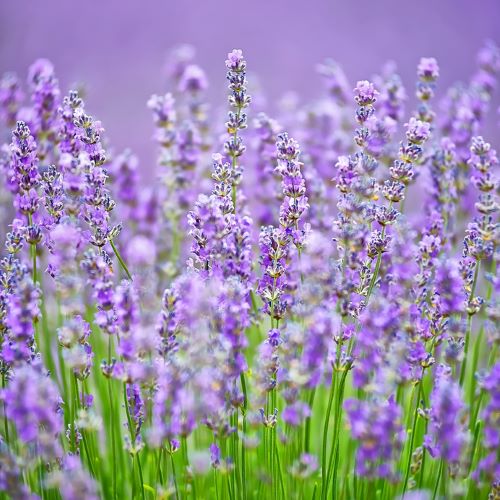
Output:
468,419,483,476
107,336,117,500
169,444,180,500
27,213,37,286
326,368,349,496
123,383,145,500
74,376,96,479
110,239,133,280
1,370,9,445
156,447,164,487
231,411,241,499
240,372,248,500
331,386,346,495
230,104,242,213
460,259,480,387
274,430,285,499
214,468,219,500
365,204,392,301
469,328,483,412
402,379,423,496
321,370,336,500
432,459,444,500
182,437,196,499
136,454,146,500
304,387,316,453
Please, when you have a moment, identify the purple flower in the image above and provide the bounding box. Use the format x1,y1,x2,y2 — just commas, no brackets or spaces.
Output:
0,73,24,127
3,265,40,365
2,362,63,460
151,273,232,445
405,117,431,145
282,401,311,427
257,133,308,322
10,121,40,216
178,64,208,93
81,249,117,339
289,453,319,479
148,93,176,133
0,442,35,499
317,59,351,105
473,362,500,484
48,455,98,500
58,315,93,380
124,383,145,454
345,395,404,479
377,64,407,122
254,328,281,401
417,57,440,82
424,364,468,466
252,113,283,224
354,80,378,107
210,442,221,469
110,149,140,224
26,58,61,153
225,49,246,71
434,258,466,316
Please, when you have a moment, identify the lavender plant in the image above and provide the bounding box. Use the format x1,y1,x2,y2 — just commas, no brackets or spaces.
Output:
0,42,499,500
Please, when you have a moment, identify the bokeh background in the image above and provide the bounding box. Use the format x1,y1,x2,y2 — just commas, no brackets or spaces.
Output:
1,0,499,177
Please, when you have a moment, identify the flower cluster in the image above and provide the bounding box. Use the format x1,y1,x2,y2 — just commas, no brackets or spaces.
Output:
345,395,404,479
0,42,498,500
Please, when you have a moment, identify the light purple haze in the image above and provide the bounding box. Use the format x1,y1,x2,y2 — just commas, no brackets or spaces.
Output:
1,0,499,177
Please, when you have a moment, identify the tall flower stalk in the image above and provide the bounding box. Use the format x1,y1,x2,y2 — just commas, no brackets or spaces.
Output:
0,43,498,500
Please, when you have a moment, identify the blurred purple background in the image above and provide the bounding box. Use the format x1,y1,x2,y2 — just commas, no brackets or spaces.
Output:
1,0,499,177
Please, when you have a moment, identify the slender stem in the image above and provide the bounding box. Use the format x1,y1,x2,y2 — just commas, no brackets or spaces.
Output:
1,370,9,445
418,447,426,490
136,454,146,500
467,419,483,476
156,447,164,487
460,259,480,387
469,328,483,412
240,372,248,500
325,368,348,496
230,104,241,213
169,445,180,500
123,383,145,500
432,459,444,500
214,468,219,500
274,429,285,499
402,379,422,495
27,213,37,286
331,370,348,495
365,203,392,301
182,436,196,499
231,410,241,499
75,376,96,478
312,483,318,500
110,239,133,281
107,337,117,499
321,369,336,499
304,387,316,453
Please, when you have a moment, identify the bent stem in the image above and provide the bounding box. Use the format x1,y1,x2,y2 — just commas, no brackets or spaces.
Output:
110,239,133,281
402,377,423,496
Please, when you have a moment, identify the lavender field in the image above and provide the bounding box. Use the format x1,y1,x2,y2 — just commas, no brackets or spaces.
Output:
0,3,499,499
